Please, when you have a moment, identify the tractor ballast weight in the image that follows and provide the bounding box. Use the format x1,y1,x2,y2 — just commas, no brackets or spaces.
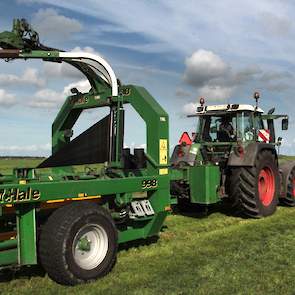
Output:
0,20,170,285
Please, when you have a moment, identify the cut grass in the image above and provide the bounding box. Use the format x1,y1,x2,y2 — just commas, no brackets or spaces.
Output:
1,208,295,295
0,156,294,294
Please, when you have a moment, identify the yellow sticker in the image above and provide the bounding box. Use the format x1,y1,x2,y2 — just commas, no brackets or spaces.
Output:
159,139,168,165
159,168,168,175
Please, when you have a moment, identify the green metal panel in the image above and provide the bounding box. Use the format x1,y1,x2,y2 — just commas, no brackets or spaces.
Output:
188,165,220,204
123,86,169,175
0,239,17,251
20,50,60,58
118,212,168,243
0,175,168,205
16,204,37,265
0,248,18,266
169,168,186,181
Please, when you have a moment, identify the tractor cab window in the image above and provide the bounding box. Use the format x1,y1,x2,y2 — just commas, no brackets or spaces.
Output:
200,114,236,142
256,115,265,130
236,111,255,141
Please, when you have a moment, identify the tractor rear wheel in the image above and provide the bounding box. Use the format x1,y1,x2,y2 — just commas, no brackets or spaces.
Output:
229,150,279,218
280,166,295,206
39,202,117,285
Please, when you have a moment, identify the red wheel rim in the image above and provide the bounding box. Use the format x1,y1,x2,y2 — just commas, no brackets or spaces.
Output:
292,178,295,198
258,167,275,206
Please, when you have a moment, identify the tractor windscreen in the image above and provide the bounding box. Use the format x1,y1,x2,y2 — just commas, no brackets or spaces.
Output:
196,111,256,143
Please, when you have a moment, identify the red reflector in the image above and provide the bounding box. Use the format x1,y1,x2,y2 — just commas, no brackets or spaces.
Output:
177,150,184,157
238,146,244,154
179,132,192,145
236,145,244,157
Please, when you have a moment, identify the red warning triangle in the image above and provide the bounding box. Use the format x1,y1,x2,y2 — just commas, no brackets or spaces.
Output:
179,132,192,145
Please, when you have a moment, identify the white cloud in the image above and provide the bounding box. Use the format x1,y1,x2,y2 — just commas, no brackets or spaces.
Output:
96,40,173,54
184,50,228,87
182,102,197,116
259,12,292,37
0,89,16,107
198,85,234,102
43,62,83,79
63,79,91,96
0,143,50,153
182,50,234,105
181,50,293,107
17,0,38,3
43,46,101,79
231,65,262,85
32,8,82,41
259,70,292,82
0,68,45,87
175,88,191,98
0,143,51,156
17,0,295,64
27,79,91,109
27,89,64,109
280,137,295,155
70,46,101,55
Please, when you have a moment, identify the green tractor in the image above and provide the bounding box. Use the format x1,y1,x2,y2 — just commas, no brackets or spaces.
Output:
171,93,295,218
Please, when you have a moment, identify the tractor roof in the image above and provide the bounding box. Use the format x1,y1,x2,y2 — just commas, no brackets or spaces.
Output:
195,104,264,115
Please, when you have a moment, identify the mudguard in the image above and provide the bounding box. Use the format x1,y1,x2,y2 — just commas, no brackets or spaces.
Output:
228,142,278,167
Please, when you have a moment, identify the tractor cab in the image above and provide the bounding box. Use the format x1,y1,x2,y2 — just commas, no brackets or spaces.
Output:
171,93,289,168
195,104,265,144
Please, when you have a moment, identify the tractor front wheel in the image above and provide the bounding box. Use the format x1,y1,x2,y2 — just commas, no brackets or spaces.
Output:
229,150,279,218
39,202,118,285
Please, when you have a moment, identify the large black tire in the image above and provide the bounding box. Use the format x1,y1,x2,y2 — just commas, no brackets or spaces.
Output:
280,166,295,206
39,202,118,285
229,150,279,218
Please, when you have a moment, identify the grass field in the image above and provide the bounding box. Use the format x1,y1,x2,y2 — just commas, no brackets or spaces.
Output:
0,157,294,295
0,158,44,174
279,155,295,163
1,208,295,295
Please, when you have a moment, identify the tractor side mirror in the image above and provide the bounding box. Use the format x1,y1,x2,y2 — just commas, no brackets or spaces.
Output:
282,118,289,130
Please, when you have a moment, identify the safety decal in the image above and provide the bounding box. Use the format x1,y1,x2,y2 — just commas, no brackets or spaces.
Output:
258,129,270,143
159,139,168,165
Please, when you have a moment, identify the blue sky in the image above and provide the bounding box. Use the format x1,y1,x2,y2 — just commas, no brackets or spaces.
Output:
0,0,294,155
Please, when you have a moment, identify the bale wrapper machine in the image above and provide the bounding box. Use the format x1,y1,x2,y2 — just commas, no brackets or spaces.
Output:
0,19,170,285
